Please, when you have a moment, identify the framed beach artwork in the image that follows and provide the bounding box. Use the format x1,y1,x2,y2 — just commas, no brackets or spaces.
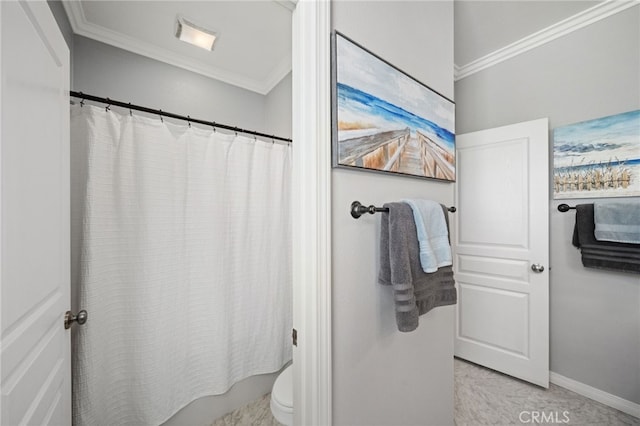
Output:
553,110,640,199
331,31,456,182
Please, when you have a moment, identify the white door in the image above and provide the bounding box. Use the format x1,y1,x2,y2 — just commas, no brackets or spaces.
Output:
1,1,71,424
454,118,549,387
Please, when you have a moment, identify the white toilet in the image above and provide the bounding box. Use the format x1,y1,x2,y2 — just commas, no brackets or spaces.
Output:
270,364,293,425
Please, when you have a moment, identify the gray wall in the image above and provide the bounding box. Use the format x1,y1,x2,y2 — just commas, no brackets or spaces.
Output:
73,36,270,136
331,2,455,424
455,6,640,404
70,28,292,426
265,72,292,139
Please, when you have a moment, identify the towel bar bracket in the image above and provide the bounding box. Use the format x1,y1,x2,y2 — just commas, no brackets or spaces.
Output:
350,201,387,219
558,203,576,212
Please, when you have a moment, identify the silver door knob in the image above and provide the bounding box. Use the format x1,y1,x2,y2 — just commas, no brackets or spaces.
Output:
64,310,88,329
531,264,545,273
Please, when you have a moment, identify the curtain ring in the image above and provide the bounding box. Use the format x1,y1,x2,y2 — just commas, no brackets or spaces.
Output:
187,115,191,128
80,98,85,107
159,109,163,123
128,103,133,116
105,98,111,112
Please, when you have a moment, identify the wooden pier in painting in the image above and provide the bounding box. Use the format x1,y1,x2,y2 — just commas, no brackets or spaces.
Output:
338,128,455,180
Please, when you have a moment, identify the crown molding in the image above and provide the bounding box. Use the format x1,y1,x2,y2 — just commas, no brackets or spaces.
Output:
62,0,85,32
62,1,292,95
275,1,297,12
264,52,293,93
455,0,639,81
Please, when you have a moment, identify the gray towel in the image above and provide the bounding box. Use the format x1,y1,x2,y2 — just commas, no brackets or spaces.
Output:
594,201,640,244
572,203,640,274
378,202,457,332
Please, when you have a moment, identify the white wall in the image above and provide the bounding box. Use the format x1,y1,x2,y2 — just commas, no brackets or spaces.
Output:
331,2,455,424
455,6,640,405
47,0,73,83
47,0,73,50
70,34,293,426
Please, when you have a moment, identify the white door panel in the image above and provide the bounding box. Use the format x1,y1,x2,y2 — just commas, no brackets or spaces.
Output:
458,284,529,356
457,138,529,249
1,1,71,424
457,254,530,283
454,118,549,388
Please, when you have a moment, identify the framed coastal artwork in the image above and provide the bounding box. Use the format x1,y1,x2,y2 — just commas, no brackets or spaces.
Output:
553,109,640,199
331,31,456,182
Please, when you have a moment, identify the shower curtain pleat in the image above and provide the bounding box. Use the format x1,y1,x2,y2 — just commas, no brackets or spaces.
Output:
70,104,292,426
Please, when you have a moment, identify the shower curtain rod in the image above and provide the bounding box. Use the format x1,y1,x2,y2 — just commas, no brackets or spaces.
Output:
70,91,293,143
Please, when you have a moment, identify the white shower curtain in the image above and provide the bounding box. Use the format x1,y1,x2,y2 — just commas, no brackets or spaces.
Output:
70,104,292,425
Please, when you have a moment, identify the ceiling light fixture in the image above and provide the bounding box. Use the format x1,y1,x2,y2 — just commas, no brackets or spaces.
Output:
175,16,217,51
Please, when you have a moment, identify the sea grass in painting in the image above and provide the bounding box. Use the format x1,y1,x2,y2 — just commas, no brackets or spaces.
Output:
553,110,640,199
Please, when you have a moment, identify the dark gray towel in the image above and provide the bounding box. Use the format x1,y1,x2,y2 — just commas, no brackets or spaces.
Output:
378,202,457,332
572,204,640,274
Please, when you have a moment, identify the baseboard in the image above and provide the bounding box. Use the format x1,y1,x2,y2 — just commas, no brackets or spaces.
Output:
550,372,640,419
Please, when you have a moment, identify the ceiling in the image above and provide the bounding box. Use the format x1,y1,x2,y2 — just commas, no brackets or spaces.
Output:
63,1,627,93
63,1,293,95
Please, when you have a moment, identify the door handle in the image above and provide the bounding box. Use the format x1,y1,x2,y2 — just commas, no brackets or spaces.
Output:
64,310,88,329
531,263,545,273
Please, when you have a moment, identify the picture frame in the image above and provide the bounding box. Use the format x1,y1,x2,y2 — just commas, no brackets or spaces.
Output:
553,109,640,199
331,31,456,182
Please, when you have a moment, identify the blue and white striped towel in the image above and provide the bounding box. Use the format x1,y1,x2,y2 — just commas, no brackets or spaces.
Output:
594,201,640,244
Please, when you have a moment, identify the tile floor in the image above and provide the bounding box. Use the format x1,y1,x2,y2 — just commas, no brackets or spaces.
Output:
212,358,639,425
454,359,638,425
211,393,280,426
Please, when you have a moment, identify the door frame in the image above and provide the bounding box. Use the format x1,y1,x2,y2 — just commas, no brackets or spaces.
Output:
291,1,332,425
0,1,334,423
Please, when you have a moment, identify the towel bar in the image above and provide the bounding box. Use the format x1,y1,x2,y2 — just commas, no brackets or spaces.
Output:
351,200,456,219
